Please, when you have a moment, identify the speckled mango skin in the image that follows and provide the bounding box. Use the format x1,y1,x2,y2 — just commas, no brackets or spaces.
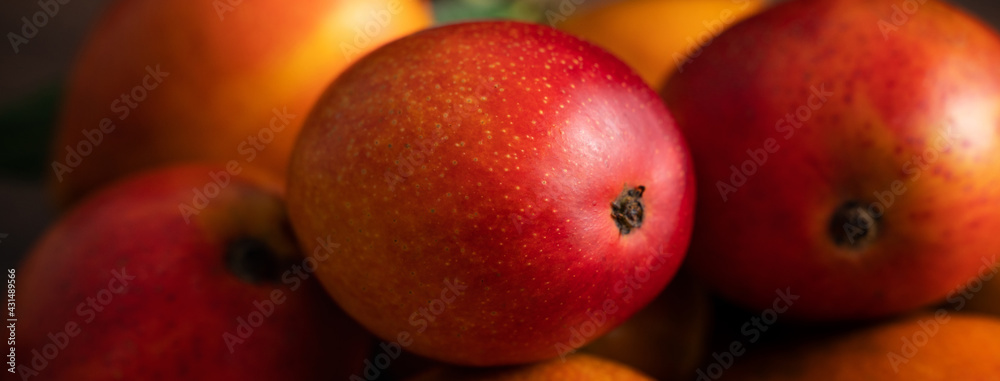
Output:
19,165,370,380
288,21,695,365
662,0,1000,320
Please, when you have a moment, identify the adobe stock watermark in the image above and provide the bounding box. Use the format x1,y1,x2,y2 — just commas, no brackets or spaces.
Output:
51,65,170,183
839,126,955,244
177,107,295,224
213,0,244,21
6,0,71,53
674,0,757,73
716,84,834,201
543,0,585,26
15,269,135,380
945,255,999,311
7,268,15,375
223,236,337,353
696,288,799,381
551,244,675,361
341,0,407,60
350,278,467,381
878,0,928,40
381,75,498,191
886,254,998,372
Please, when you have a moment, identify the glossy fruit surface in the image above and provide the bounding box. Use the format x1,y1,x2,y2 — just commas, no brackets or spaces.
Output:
288,21,695,365
18,165,369,380
662,0,1000,320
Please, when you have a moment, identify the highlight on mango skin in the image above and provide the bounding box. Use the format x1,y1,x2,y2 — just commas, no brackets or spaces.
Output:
3,0,1000,380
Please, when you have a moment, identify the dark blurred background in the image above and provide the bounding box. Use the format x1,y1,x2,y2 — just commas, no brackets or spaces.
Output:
1,0,999,271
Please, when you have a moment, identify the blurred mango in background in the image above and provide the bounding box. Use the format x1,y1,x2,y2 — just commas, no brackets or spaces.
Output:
719,313,1000,380
50,0,432,208
554,0,766,89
